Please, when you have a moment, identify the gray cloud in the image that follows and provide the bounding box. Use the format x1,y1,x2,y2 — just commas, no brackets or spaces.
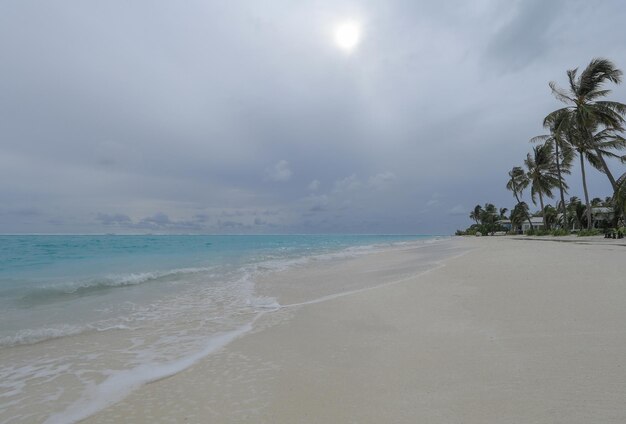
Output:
96,213,133,226
1,0,626,234
265,160,293,182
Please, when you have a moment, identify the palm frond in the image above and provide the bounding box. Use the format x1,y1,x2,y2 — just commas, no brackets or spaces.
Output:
579,58,623,96
567,68,579,94
530,134,550,144
549,81,575,104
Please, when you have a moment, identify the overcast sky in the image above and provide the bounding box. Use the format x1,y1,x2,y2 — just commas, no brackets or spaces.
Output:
2,0,626,234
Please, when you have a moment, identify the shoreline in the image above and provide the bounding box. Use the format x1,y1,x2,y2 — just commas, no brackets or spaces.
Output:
2,236,451,424
48,237,626,422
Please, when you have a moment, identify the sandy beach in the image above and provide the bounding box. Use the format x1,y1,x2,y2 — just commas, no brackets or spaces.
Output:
81,236,626,423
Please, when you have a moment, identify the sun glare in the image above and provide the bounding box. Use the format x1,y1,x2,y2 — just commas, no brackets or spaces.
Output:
334,21,361,52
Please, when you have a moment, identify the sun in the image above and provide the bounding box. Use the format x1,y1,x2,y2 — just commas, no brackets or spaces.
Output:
334,21,361,52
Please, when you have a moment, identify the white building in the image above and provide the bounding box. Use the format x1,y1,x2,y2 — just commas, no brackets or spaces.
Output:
521,217,546,232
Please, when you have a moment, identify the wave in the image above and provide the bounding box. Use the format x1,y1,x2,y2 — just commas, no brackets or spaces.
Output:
20,266,217,302
0,323,131,348
253,236,445,273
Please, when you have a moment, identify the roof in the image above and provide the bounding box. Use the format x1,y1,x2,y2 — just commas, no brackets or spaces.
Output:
591,207,613,213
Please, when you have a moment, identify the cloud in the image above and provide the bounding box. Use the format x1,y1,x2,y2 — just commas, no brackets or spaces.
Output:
447,204,467,216
304,194,329,213
265,160,292,182
308,179,320,191
96,213,133,226
368,172,396,190
1,0,625,235
332,175,362,193
96,212,206,232
485,0,574,72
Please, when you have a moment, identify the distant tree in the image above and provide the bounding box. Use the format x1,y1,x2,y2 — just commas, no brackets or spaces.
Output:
469,205,483,225
567,196,587,229
507,166,534,230
525,142,563,229
510,202,530,232
536,108,573,226
614,172,626,225
543,205,559,229
480,203,498,228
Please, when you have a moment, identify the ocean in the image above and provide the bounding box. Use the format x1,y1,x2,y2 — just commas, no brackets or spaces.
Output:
0,234,442,423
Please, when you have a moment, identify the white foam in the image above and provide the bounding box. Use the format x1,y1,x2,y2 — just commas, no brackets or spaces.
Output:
43,317,260,424
0,325,87,348
246,296,281,310
4,236,449,423
0,322,135,348
37,266,217,295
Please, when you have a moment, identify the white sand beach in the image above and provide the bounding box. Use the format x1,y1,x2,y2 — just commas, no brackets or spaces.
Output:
82,236,626,423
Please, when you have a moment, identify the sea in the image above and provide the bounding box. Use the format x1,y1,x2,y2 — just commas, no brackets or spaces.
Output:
0,234,444,423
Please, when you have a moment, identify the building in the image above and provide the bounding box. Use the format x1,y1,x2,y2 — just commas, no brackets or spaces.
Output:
521,217,546,233
497,217,545,233
591,207,615,229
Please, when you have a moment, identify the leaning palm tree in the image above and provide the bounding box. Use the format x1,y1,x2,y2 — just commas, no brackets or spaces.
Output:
536,108,574,226
506,166,534,230
546,58,626,190
568,124,626,228
525,142,563,230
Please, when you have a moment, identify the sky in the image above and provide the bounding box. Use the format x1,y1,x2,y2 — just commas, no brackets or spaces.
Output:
1,0,626,234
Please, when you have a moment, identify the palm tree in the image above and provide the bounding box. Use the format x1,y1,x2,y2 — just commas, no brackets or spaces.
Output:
566,196,586,230
613,172,626,226
506,166,534,230
510,202,530,233
480,203,497,227
499,208,508,220
469,205,482,226
525,142,563,229
568,124,625,228
543,205,559,229
546,58,626,190
536,108,574,226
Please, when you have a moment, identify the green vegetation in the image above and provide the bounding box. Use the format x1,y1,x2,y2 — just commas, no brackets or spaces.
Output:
577,229,602,237
456,203,507,236
525,228,570,237
459,58,626,237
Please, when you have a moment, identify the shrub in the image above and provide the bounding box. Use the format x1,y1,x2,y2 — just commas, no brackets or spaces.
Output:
526,228,550,236
550,228,570,236
577,229,602,237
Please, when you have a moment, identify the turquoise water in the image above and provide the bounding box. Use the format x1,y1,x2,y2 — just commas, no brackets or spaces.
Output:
0,234,440,423
0,235,431,338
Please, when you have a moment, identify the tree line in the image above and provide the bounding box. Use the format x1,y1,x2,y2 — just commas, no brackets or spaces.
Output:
461,58,626,236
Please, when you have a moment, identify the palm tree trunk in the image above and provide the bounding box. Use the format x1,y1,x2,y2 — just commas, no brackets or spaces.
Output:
580,154,593,229
585,127,618,190
514,191,534,231
554,142,568,228
593,148,618,190
538,192,546,229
